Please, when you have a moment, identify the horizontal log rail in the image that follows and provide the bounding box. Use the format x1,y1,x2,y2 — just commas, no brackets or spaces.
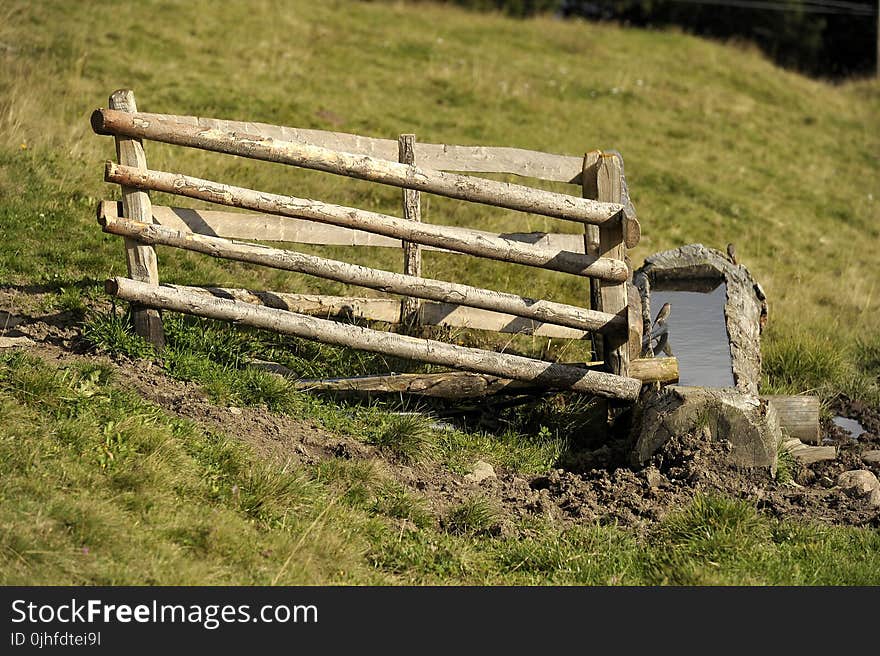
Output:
99,215,626,335
98,200,589,253
93,108,625,226
283,358,678,398
104,163,628,282
107,277,642,401
165,286,591,338
128,111,590,184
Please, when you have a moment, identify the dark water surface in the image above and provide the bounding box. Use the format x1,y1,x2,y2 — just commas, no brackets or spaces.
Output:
648,284,734,388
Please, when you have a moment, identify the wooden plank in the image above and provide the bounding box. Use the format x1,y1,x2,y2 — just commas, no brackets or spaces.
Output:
596,153,629,377
107,277,642,401
93,109,624,225
108,90,164,348
104,164,628,282
99,200,587,252
115,110,587,184
166,286,590,338
583,152,603,361
99,216,626,335
762,395,821,445
399,134,421,326
277,357,677,398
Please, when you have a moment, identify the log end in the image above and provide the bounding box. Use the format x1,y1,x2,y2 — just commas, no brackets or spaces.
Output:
624,214,641,249
104,278,121,296
90,108,111,135
103,160,118,181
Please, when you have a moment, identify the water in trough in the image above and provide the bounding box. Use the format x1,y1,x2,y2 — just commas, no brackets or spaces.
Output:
648,281,735,388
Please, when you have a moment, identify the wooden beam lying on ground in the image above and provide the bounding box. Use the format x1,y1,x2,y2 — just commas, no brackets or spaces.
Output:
93,108,625,225
103,164,628,282
99,200,588,252
762,395,821,445
106,277,642,401
100,216,625,335
165,287,590,338
119,110,590,184
260,357,678,399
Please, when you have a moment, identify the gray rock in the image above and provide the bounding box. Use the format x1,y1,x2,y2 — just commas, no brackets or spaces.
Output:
629,385,780,472
836,470,880,508
464,460,496,483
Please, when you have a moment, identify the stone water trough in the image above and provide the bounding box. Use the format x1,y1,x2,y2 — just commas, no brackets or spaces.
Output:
627,244,827,473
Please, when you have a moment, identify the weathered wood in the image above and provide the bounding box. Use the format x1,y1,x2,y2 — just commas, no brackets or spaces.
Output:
107,277,642,400
102,110,590,184
399,134,421,326
104,163,628,282
93,108,625,225
277,357,678,398
100,216,626,335
582,153,603,361
596,153,629,377
108,90,164,348
782,438,836,464
762,395,821,445
98,200,587,253
168,286,590,338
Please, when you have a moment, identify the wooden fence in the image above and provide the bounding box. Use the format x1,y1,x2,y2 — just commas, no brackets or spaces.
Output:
91,88,674,402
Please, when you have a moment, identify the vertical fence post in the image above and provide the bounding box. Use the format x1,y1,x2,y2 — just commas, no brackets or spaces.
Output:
595,152,629,378
582,151,602,361
108,89,164,348
398,134,422,329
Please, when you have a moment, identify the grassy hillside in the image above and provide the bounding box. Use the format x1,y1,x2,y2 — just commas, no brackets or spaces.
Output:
0,0,878,585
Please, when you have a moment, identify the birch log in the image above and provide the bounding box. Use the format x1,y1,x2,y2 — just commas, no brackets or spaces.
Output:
106,278,642,400
99,216,625,335
283,357,678,398
125,110,591,184
104,163,628,282
108,90,164,348
92,108,624,225
99,200,587,252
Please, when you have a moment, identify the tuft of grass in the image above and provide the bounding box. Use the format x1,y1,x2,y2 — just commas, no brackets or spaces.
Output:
444,496,500,536
370,413,437,464
371,482,434,529
82,306,157,361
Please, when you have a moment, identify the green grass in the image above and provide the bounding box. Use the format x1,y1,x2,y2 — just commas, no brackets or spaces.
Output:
2,351,879,585
1,0,879,585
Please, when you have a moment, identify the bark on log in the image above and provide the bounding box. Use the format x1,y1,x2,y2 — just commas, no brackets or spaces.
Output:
762,395,821,445
274,357,678,398
99,216,626,335
92,108,624,225
113,110,591,184
166,286,591,338
108,90,164,348
106,277,642,400
98,200,587,253
104,163,628,283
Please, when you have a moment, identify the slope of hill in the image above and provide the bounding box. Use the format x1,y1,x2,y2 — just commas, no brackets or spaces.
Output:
0,0,878,585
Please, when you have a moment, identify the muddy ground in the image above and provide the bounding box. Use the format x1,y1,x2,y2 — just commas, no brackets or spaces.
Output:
2,285,879,533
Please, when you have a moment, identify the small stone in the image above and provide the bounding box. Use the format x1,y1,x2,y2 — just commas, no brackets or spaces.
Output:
0,335,34,348
861,450,880,464
836,470,880,501
643,466,664,490
228,406,242,415
464,460,496,483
